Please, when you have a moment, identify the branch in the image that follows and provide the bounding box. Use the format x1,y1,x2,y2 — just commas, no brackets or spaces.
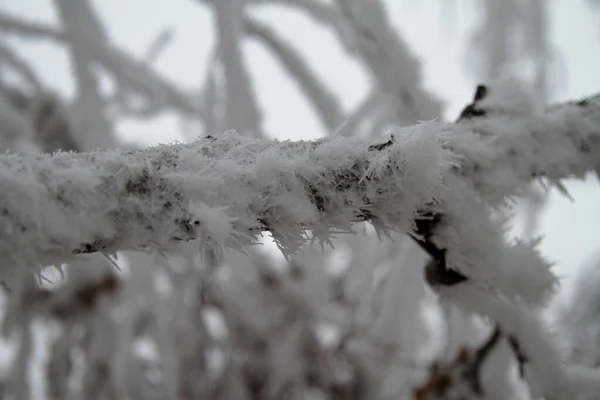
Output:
54,0,115,151
252,0,443,125
0,88,598,268
334,0,443,124
143,29,174,64
249,0,341,28
0,91,40,154
0,11,203,117
212,0,262,135
0,43,43,94
413,325,503,398
0,130,441,270
332,91,383,138
243,16,344,132
434,281,600,399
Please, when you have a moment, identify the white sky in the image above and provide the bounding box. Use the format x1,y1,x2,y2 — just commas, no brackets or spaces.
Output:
2,0,600,296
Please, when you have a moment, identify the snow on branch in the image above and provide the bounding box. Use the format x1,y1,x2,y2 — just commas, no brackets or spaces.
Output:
0,83,597,268
0,128,445,270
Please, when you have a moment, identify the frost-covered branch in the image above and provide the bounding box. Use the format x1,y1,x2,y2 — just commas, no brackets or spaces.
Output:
1,86,599,267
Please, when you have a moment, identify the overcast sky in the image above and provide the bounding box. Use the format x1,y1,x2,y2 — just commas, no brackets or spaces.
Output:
2,0,600,295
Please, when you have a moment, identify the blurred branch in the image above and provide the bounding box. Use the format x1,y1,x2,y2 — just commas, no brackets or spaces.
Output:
0,11,204,118
0,89,40,153
197,49,223,135
0,12,62,39
435,280,600,399
0,43,43,94
54,0,115,150
212,0,262,135
252,0,443,125
103,29,176,120
335,0,443,124
249,0,341,27
413,326,502,398
243,16,343,131
332,91,385,138
143,29,174,64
